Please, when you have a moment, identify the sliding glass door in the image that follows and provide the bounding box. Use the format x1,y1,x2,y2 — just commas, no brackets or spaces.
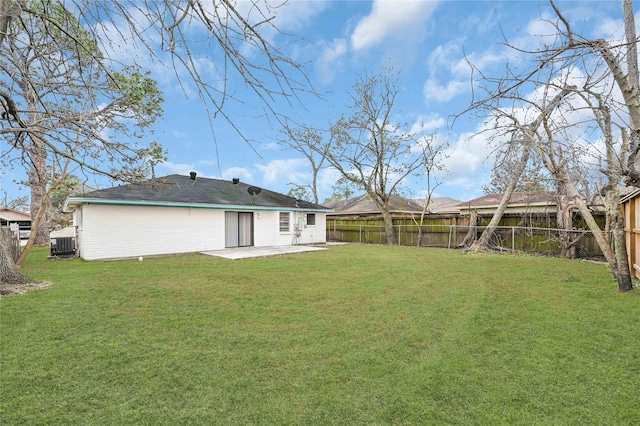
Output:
225,211,254,247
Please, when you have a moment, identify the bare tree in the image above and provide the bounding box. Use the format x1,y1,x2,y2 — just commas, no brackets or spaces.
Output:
414,133,448,247
5,195,27,210
576,89,633,290
464,0,637,291
324,176,358,203
280,121,329,204
468,86,574,252
504,0,640,186
1,2,164,267
323,69,425,245
0,0,315,283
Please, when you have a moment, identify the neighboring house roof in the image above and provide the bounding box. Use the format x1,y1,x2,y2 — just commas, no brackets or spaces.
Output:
619,187,640,203
458,192,557,208
413,197,462,214
0,207,32,223
325,194,426,216
457,192,558,215
64,174,331,212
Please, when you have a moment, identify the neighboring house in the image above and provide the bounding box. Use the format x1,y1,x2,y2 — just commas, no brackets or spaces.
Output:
456,192,558,217
620,188,640,278
324,194,450,218
0,207,32,238
414,197,462,215
324,194,462,246
63,173,331,260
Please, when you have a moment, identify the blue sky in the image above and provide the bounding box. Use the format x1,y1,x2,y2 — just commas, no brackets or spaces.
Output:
0,0,633,206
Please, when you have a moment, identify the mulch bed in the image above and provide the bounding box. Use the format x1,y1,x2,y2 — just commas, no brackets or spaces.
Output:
0,281,52,297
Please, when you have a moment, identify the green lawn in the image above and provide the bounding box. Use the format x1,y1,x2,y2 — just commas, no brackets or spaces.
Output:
1,245,639,425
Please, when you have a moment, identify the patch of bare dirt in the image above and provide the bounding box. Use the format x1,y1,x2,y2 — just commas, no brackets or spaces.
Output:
0,281,52,297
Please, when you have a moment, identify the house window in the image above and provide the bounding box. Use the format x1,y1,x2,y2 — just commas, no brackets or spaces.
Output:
279,212,290,232
307,213,316,226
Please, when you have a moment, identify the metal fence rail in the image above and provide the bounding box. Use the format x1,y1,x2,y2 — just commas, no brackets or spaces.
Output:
327,224,604,260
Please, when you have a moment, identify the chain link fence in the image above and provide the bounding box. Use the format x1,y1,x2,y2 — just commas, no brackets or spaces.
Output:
327,224,604,260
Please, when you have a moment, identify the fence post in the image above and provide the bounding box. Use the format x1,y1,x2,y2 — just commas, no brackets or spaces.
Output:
512,227,515,252
359,225,362,243
448,225,453,249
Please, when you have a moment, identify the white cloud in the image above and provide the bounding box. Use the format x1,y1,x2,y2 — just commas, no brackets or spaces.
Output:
411,114,446,132
428,42,460,68
157,161,200,176
157,160,221,179
254,158,309,184
270,0,330,33
596,17,625,39
260,142,281,151
440,127,498,189
315,39,348,84
221,167,254,182
317,167,342,191
451,50,503,78
423,78,467,103
350,0,439,51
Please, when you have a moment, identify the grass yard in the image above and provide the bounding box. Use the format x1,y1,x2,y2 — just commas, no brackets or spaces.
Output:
1,244,639,425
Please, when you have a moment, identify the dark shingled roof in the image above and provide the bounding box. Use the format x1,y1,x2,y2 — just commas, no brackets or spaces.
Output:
74,174,328,210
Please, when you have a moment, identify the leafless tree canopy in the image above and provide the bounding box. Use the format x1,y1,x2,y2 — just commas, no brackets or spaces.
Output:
463,0,637,291
323,68,428,245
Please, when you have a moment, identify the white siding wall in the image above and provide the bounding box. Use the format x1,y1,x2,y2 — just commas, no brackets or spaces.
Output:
75,204,327,260
77,204,225,260
253,210,280,246
252,210,326,246
293,211,326,245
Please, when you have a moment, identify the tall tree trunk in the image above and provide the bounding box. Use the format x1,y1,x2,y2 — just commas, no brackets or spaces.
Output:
556,185,584,259
623,0,638,93
471,87,574,252
25,81,50,246
0,232,29,284
605,186,634,292
559,177,632,291
470,147,530,251
557,193,573,259
416,194,433,248
380,205,397,245
29,135,49,246
460,211,478,248
621,0,640,186
600,97,633,291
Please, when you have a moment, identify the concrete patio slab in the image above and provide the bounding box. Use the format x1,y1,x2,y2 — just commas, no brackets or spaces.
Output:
201,245,327,260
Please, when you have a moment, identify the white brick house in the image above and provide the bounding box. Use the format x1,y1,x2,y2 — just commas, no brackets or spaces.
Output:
63,173,330,260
